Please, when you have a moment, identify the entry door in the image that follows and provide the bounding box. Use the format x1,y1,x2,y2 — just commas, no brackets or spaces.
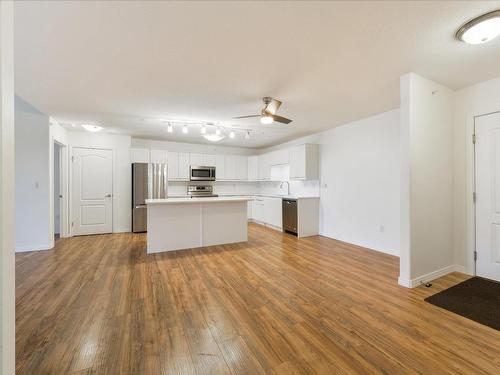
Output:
476,112,500,282
72,147,113,235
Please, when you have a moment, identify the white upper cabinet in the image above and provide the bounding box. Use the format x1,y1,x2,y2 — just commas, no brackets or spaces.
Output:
248,156,258,180
130,148,150,163
190,153,204,166
190,153,216,167
167,151,189,180
289,144,319,180
258,153,271,180
178,152,190,180
216,155,225,180
235,156,248,180
150,149,168,164
167,151,179,179
269,149,289,166
224,155,237,180
203,154,216,167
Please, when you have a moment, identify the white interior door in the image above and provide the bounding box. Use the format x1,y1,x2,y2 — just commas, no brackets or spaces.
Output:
475,112,500,282
72,147,113,235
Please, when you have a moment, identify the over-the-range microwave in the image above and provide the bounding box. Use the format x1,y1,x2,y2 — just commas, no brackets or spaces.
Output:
190,165,216,181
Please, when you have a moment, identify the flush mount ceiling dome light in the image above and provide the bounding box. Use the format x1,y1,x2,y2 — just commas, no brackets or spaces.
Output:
203,133,225,142
82,124,103,132
456,10,500,44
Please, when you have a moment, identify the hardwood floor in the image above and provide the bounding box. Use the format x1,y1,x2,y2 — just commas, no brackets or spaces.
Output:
16,223,500,374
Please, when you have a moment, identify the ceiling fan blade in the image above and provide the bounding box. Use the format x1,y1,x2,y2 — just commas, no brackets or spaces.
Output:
265,98,282,115
233,114,261,119
271,114,292,124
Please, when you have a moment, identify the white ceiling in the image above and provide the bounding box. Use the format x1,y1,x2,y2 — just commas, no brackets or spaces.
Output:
14,1,500,148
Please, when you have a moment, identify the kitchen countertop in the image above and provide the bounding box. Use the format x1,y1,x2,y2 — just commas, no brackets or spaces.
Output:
218,194,320,200
146,196,253,205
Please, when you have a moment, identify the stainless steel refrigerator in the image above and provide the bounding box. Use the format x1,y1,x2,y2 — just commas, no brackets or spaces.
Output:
132,163,168,232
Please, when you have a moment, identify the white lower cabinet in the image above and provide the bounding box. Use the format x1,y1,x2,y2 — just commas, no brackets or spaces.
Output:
250,197,282,229
264,197,282,228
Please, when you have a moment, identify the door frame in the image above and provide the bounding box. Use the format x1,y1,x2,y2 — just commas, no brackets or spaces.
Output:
473,110,500,277
69,146,114,236
49,137,69,247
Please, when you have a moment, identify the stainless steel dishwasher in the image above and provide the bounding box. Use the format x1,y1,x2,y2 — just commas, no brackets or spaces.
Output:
282,198,298,235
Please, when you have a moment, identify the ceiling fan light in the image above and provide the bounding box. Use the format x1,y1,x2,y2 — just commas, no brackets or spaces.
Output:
260,115,273,125
215,127,221,135
182,125,188,134
456,10,500,44
245,131,250,139
167,123,173,133
229,130,235,139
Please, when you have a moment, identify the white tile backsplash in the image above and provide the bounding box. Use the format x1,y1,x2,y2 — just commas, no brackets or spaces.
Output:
167,180,319,197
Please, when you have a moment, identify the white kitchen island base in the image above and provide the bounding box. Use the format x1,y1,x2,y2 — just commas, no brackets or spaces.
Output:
146,197,251,253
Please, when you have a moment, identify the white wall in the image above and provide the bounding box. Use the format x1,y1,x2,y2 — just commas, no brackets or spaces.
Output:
454,76,500,275
264,109,401,256
399,73,455,287
68,131,132,233
15,96,51,252
0,1,15,372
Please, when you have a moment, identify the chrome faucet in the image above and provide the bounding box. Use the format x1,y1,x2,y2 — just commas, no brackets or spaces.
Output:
280,181,290,196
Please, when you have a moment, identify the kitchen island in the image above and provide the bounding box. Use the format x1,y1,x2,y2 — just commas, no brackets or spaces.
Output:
145,196,252,253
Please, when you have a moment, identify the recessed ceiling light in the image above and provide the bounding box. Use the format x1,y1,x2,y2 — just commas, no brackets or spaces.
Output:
182,125,188,134
201,125,207,134
82,124,103,132
245,131,250,139
229,130,235,139
260,115,273,125
167,123,173,133
204,133,225,142
456,10,500,44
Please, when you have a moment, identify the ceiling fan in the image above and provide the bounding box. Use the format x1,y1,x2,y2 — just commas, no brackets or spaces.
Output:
233,97,292,124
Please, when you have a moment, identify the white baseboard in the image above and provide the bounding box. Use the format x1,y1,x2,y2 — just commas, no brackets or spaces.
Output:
318,231,400,257
398,264,466,288
15,244,51,253
248,220,282,232
113,227,131,233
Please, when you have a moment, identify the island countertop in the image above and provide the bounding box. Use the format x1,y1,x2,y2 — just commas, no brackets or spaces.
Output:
145,196,253,205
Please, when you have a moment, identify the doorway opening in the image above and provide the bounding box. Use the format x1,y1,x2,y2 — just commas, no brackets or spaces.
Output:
54,142,62,241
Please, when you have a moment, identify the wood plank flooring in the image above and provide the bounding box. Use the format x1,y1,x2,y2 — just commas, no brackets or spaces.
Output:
16,223,500,374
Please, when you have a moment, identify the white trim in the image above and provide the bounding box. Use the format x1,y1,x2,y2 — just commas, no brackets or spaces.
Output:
49,135,69,246
248,219,282,232
398,265,467,288
15,244,51,252
466,109,500,276
113,227,131,233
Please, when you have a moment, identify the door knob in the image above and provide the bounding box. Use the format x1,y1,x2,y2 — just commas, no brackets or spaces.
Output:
105,194,112,198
